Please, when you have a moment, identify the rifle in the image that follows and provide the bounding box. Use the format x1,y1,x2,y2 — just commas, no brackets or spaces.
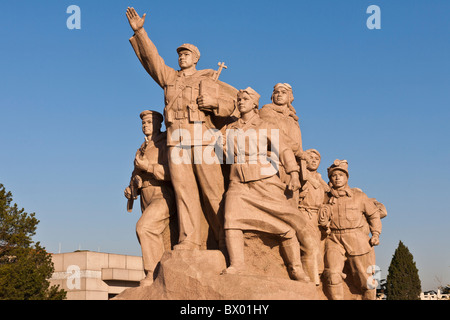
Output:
127,137,149,212
126,175,142,213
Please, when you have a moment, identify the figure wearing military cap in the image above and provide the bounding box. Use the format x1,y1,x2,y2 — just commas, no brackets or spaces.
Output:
176,43,201,62
297,149,330,281
126,7,237,251
318,159,384,300
259,83,304,203
124,110,176,287
221,87,319,283
260,83,303,160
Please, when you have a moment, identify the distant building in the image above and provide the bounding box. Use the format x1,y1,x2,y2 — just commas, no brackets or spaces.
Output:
420,289,450,300
49,251,145,300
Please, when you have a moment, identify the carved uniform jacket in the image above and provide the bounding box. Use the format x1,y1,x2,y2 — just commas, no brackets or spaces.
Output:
321,187,382,256
224,112,299,183
131,131,171,195
223,113,316,242
259,103,304,190
130,28,237,147
130,131,175,273
299,171,329,213
259,103,302,158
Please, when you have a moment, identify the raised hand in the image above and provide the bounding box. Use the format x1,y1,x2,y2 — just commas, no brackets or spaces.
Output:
126,7,147,32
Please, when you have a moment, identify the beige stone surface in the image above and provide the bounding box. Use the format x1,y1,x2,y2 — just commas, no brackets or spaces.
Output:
126,255,145,270
113,233,364,300
50,251,145,300
319,160,383,300
114,248,321,300
124,110,176,287
126,7,237,252
107,254,127,269
121,6,387,301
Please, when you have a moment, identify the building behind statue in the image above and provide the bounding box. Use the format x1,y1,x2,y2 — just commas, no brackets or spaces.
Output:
49,251,145,300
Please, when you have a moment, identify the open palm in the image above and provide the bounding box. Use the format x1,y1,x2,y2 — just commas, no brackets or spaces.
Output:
126,7,146,32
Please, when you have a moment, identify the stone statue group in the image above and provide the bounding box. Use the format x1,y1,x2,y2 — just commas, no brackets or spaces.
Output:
123,7,387,300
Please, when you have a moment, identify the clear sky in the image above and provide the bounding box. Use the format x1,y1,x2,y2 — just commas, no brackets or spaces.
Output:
1,0,449,291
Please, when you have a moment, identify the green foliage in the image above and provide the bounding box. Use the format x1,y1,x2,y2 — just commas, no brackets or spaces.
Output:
0,183,66,300
440,285,450,294
386,240,422,300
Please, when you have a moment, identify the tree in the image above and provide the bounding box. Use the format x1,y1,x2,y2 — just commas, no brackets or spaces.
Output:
386,240,422,300
439,284,450,295
0,183,66,300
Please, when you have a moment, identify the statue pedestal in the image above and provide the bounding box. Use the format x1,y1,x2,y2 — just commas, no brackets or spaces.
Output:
114,249,323,300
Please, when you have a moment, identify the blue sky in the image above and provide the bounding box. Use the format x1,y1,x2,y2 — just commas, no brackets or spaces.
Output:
1,0,449,291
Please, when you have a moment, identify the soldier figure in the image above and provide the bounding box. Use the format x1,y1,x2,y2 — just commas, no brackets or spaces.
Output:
221,87,317,282
126,7,238,250
259,83,304,205
298,149,330,276
124,110,175,287
318,160,383,300
260,83,302,159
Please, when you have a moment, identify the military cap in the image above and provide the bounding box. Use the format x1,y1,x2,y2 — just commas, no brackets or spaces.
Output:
305,149,321,159
238,87,261,108
140,110,163,122
273,83,293,91
327,159,349,178
176,43,200,61
271,82,295,106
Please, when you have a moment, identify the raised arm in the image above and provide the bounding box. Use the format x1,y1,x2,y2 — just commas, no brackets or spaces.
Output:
126,7,176,88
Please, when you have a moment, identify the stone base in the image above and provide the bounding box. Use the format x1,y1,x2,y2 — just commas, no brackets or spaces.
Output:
114,249,322,300
115,231,365,300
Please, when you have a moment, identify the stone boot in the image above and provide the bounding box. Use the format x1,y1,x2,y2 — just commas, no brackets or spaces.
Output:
327,283,344,300
221,229,246,275
140,270,154,287
302,254,320,286
280,238,310,282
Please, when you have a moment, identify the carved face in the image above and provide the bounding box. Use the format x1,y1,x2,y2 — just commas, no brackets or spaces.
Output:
330,170,348,188
272,87,290,106
141,116,160,136
306,152,321,171
237,92,255,115
178,50,196,69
